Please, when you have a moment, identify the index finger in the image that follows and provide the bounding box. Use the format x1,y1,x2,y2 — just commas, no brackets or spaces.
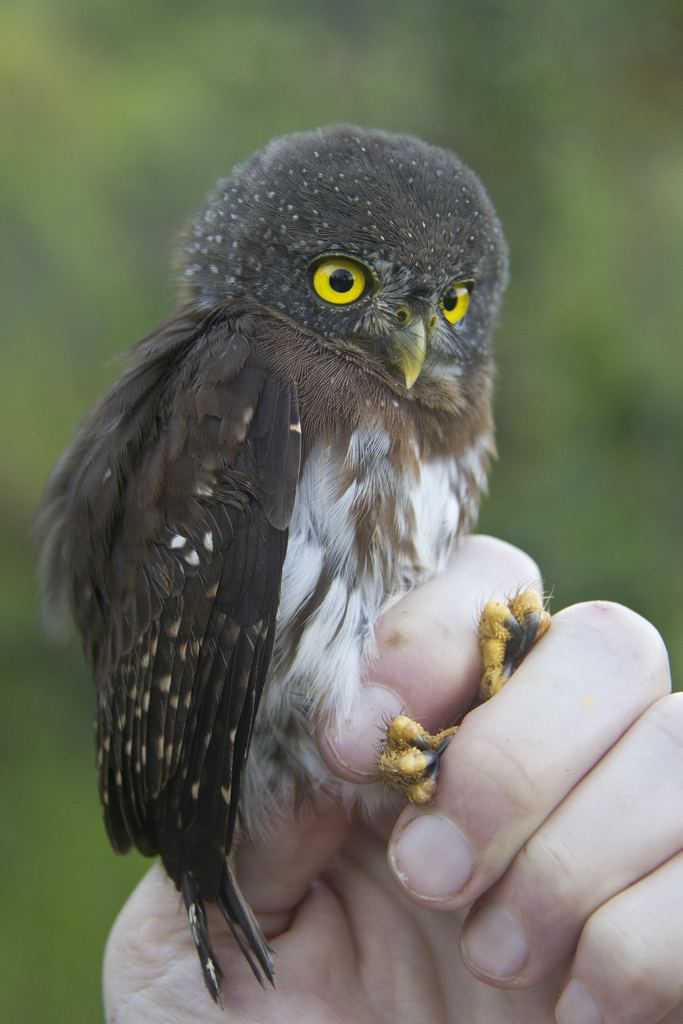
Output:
317,534,543,779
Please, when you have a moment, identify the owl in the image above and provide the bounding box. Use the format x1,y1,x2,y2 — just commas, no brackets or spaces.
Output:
37,125,511,1003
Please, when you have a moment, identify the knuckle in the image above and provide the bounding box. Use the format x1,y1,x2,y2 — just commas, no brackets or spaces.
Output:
642,693,683,758
377,604,426,648
583,904,640,965
519,828,581,905
455,713,541,820
581,904,676,1007
556,601,671,693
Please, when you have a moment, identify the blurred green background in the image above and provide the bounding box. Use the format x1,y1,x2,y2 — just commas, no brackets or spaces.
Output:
2,1,681,1019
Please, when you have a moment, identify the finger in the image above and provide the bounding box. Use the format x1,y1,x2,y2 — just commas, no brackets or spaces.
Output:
459,691,683,989
556,851,683,1024
318,534,543,779
388,601,670,906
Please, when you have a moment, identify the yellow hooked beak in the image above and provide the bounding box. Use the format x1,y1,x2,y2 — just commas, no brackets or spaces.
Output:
389,315,428,389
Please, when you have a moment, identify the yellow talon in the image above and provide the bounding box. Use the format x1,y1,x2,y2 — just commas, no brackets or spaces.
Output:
378,590,551,804
377,745,440,803
378,721,454,802
396,749,431,775
408,778,438,804
386,715,429,749
479,590,551,701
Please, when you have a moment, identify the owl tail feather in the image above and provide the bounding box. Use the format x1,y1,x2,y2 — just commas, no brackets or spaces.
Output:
219,865,276,987
180,873,224,1007
180,867,275,1005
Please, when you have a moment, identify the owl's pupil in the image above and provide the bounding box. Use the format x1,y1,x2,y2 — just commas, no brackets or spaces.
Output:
329,268,355,293
443,288,458,311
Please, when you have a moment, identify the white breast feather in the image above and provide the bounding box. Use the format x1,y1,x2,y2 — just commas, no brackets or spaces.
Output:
240,430,490,831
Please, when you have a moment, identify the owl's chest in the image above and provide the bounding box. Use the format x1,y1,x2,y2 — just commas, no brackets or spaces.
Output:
285,426,462,588
269,426,464,718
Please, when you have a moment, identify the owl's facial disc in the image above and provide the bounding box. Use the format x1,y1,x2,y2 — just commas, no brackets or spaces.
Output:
308,253,422,387
309,253,471,388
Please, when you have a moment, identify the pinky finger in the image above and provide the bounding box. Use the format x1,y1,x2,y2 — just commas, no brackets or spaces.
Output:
556,851,683,1024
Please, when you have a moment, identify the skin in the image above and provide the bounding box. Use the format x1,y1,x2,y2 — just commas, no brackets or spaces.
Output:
104,535,682,1024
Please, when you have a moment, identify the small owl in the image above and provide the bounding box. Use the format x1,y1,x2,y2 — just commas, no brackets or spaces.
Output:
37,125,508,1002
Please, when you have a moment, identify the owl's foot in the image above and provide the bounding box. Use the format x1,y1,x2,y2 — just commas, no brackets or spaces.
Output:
377,716,459,804
478,590,551,701
378,590,550,803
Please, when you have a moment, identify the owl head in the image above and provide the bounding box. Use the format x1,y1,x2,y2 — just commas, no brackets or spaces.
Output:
181,125,508,389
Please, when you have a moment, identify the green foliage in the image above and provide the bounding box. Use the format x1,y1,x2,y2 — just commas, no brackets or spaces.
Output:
1,2,681,1019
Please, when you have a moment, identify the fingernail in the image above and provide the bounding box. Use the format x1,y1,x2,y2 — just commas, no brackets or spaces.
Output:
556,979,602,1024
461,904,529,980
326,684,404,776
389,813,474,899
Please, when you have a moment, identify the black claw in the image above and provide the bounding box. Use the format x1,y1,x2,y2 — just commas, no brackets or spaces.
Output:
503,610,542,679
436,735,454,757
521,611,542,652
423,735,455,784
423,748,440,771
503,611,524,645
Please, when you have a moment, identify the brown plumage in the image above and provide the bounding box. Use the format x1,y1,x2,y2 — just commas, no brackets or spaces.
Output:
36,125,507,1002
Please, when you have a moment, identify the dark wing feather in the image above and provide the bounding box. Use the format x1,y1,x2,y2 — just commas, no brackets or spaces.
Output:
36,306,301,902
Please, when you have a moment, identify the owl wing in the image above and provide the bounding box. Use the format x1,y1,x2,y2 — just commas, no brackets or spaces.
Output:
37,306,301,909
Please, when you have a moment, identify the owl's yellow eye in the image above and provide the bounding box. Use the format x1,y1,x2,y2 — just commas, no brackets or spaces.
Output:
311,257,368,305
441,282,472,325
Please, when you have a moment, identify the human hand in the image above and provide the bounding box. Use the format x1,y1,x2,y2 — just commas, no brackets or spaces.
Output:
104,536,680,1023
